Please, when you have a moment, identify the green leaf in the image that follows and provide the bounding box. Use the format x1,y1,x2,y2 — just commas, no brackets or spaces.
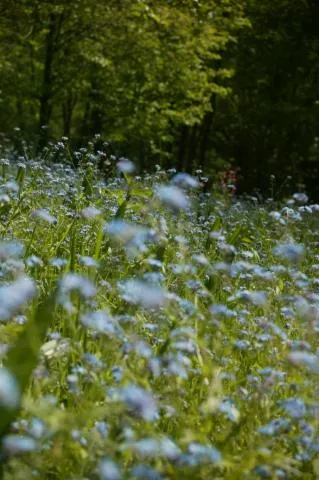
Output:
0,293,56,439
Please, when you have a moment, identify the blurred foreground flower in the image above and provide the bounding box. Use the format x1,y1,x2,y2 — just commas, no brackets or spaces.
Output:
57,273,96,312
273,242,305,263
2,434,37,456
0,276,36,321
80,310,122,337
31,208,56,224
0,368,20,409
171,173,200,189
156,185,190,211
0,242,24,262
81,206,102,219
117,157,135,174
292,193,308,204
99,458,121,480
288,351,319,373
228,289,267,306
118,279,168,309
105,220,150,245
112,384,159,422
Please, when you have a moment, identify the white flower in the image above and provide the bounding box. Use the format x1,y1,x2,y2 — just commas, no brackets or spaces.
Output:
40,338,70,359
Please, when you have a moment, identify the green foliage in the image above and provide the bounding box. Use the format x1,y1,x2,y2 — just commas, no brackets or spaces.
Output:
1,0,319,192
0,0,248,168
0,151,318,478
0,294,55,439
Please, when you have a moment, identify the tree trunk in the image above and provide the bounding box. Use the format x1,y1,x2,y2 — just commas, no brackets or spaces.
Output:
185,124,198,173
177,125,188,171
62,91,77,138
38,14,58,151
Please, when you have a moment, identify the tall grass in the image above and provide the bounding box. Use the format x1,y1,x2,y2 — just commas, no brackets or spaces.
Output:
0,142,318,479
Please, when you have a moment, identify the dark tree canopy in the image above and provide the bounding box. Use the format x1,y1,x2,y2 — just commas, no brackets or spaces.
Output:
1,0,319,197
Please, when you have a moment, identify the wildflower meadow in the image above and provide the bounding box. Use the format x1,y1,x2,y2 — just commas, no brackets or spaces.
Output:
0,142,318,479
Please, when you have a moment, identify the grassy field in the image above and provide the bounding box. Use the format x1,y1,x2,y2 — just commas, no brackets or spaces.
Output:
0,144,318,479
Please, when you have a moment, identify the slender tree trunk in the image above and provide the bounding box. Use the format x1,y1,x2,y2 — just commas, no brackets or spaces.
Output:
138,140,146,171
38,14,58,151
16,99,24,131
62,91,77,138
186,124,198,173
79,101,91,143
84,69,104,137
177,125,188,171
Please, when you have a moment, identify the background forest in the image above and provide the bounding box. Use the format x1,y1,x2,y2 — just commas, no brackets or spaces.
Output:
1,0,319,197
